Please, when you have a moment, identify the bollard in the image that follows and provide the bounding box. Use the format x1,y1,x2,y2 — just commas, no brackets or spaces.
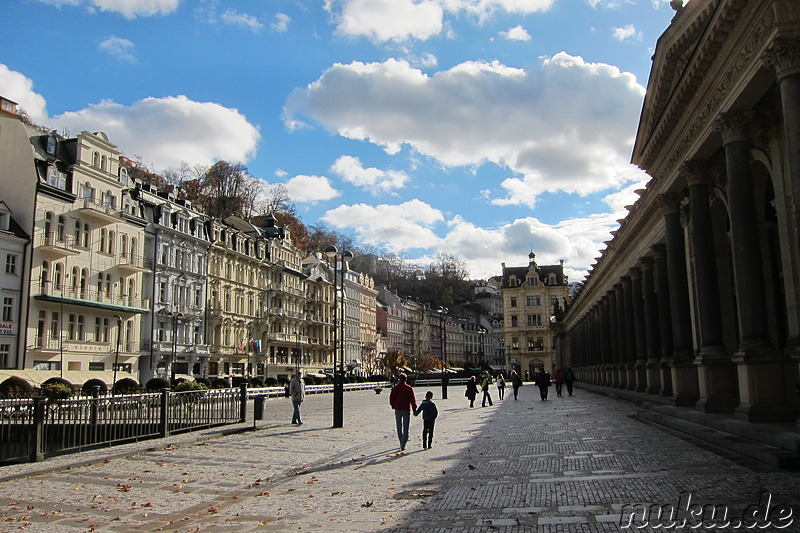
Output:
253,396,265,420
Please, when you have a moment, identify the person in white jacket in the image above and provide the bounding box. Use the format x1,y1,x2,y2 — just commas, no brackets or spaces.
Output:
289,371,305,425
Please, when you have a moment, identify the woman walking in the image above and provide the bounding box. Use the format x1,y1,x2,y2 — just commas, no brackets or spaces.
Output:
465,375,478,408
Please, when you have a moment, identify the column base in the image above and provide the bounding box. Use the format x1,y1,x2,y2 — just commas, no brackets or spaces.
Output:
733,342,795,422
625,366,637,391
695,346,737,414
645,358,661,394
735,402,796,423
670,353,699,407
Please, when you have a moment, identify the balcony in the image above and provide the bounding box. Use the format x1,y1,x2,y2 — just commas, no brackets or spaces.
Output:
78,199,122,224
117,253,152,273
33,283,151,314
37,233,81,257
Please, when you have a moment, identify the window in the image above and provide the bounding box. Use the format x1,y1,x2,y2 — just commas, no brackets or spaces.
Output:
68,314,76,340
92,151,100,168
112,363,131,373
548,273,557,285
511,316,518,327
50,312,59,340
511,337,519,349
107,230,115,254
57,215,65,241
2,297,13,321
528,276,538,286
48,166,67,190
0,343,10,368
33,361,61,371
527,315,542,327
77,315,85,341
159,282,167,302
46,136,56,155
551,296,559,308
88,362,105,371
510,297,517,307
5,254,17,275
526,295,540,306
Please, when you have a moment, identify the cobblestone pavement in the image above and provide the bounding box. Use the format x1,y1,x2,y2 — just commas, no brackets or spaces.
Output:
1,384,799,532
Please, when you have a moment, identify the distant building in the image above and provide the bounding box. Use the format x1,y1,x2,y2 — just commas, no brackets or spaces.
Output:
501,253,570,378
0,201,29,369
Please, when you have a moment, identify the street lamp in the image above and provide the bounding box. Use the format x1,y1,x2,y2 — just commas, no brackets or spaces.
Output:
478,326,486,369
437,306,449,399
112,315,122,393
325,245,352,428
294,330,301,372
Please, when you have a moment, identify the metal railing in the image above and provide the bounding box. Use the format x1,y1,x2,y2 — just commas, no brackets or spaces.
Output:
0,386,246,465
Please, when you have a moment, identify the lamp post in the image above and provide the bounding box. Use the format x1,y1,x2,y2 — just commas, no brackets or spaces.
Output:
112,315,122,393
294,331,301,372
478,326,486,369
324,246,346,427
437,306,449,399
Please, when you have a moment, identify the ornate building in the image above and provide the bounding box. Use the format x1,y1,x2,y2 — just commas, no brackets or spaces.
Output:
558,0,800,422
502,253,569,378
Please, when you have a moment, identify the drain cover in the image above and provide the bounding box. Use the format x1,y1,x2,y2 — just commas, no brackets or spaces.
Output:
394,489,438,500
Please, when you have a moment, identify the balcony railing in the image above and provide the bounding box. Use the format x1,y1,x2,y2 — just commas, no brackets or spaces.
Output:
117,253,152,272
34,283,150,312
37,233,82,256
78,199,122,223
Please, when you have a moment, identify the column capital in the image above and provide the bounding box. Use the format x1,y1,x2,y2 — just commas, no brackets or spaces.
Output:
639,256,654,270
762,37,800,80
629,266,641,279
713,112,752,145
678,160,710,187
657,193,683,214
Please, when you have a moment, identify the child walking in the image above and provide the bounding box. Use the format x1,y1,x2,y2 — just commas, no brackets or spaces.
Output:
414,391,439,449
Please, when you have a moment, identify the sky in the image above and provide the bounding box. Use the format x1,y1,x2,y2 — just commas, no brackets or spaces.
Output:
0,0,682,282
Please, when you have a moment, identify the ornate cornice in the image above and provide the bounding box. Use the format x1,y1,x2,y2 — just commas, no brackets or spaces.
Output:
639,0,773,176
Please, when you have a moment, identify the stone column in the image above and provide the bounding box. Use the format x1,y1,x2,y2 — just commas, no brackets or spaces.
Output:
614,283,627,388
661,193,698,407
630,268,647,392
653,244,673,396
608,288,619,387
621,275,637,390
714,112,792,422
763,37,800,426
681,161,737,412
600,295,612,386
640,257,662,394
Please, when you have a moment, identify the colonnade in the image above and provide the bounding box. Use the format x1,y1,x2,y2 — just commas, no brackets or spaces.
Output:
560,32,800,424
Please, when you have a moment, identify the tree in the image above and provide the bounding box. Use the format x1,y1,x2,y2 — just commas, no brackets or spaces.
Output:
380,349,406,377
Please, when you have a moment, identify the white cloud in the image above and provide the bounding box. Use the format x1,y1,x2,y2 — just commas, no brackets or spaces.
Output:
322,199,444,251
37,0,180,18
285,53,647,206
271,13,291,32
332,0,553,42
54,95,260,171
285,175,340,203
330,155,409,194
337,0,444,42
98,36,137,62
221,8,263,32
499,25,531,41
612,24,642,42
0,64,49,124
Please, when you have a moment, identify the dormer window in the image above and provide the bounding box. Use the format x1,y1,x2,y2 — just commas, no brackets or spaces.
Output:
46,136,57,155
47,166,67,190
528,276,537,286
119,167,128,184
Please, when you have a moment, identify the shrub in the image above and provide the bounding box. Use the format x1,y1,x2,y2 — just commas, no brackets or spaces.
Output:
0,376,33,398
195,377,211,387
231,376,248,387
174,380,208,392
371,374,388,382
264,377,278,387
249,376,265,387
145,378,171,391
41,382,72,402
82,379,108,396
42,377,74,390
302,376,314,385
112,378,140,395
211,377,230,389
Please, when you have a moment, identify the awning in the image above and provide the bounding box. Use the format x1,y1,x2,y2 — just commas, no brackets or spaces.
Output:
0,369,136,388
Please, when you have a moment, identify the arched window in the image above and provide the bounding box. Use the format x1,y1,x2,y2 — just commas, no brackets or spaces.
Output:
119,167,127,184
80,268,88,298
130,237,137,258
120,235,128,259
92,151,100,168
53,263,63,290
101,155,107,172
71,266,79,293
106,274,112,297
46,136,56,155
99,228,107,252
57,215,65,241
41,261,50,292
97,273,104,298
44,212,54,241
73,220,81,241
82,224,89,247
108,230,115,254
128,279,135,306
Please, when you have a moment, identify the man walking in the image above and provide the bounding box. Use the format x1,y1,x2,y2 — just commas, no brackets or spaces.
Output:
289,370,305,425
389,373,417,452
480,370,493,407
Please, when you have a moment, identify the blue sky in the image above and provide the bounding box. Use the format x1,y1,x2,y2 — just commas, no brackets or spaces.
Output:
0,0,680,281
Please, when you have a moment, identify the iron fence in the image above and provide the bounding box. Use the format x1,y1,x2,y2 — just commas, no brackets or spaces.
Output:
0,385,246,465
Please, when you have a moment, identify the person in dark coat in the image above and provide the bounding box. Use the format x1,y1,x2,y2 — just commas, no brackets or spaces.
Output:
552,368,564,398
414,391,438,449
510,370,522,400
465,375,479,408
534,369,551,401
389,373,417,452
565,367,576,396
